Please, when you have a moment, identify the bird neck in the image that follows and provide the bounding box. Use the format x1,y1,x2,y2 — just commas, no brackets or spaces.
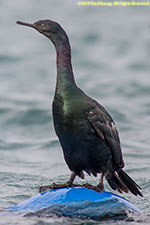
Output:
51,32,77,97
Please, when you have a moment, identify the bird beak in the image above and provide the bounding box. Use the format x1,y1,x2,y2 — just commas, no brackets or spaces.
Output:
16,21,36,29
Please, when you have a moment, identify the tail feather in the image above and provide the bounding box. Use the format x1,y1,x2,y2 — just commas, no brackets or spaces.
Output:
105,169,143,197
106,172,128,193
112,173,129,193
118,169,143,197
107,175,117,190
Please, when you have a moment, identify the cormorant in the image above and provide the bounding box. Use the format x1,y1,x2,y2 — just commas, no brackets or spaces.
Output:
16,20,143,196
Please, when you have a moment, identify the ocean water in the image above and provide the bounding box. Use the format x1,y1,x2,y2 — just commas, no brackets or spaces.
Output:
0,0,150,224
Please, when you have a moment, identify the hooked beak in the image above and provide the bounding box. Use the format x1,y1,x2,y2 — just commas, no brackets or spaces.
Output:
16,21,36,29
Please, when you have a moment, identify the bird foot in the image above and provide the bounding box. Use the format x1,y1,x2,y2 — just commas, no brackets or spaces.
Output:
81,183,104,193
39,182,86,193
39,182,105,193
39,182,71,193
96,183,105,193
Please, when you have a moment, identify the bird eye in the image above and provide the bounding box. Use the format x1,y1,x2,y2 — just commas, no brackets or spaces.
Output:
41,24,45,27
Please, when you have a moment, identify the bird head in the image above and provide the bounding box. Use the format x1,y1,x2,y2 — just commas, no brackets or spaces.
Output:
16,19,63,40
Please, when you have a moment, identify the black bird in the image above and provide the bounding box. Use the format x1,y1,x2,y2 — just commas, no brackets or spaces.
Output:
16,20,142,196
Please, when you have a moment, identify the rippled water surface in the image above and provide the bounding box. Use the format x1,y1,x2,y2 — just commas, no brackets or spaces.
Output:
0,0,150,224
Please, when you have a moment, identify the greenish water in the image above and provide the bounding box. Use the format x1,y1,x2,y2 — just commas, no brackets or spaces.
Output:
0,0,150,224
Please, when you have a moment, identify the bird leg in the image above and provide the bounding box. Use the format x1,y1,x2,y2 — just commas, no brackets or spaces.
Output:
39,172,105,193
66,171,76,186
39,172,76,193
96,173,105,192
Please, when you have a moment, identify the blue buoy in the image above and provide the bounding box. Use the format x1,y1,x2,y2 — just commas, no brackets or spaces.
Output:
8,187,141,220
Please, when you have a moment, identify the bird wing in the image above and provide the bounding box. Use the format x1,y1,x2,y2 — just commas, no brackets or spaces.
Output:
88,104,124,168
